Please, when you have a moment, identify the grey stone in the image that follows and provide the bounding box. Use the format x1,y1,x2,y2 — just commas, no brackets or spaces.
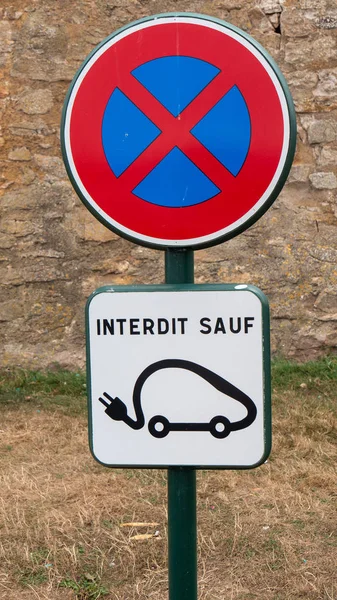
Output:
0,21,12,54
8,147,31,161
0,216,38,237
313,68,337,102
0,187,39,210
288,165,311,183
287,70,318,91
33,155,66,179
63,207,118,243
1,260,69,285
248,8,275,33
269,13,280,28
20,167,36,185
298,0,327,9
309,172,337,189
281,8,317,38
11,56,75,82
0,233,14,249
314,288,337,313
0,300,24,321
17,89,54,115
259,0,282,14
285,35,337,67
287,70,318,111
317,147,337,166
15,11,69,57
9,120,57,138
3,7,24,20
309,245,337,263
307,120,337,144
10,10,73,81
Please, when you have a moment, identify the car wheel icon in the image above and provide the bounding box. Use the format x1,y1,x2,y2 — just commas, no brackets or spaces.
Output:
148,415,170,438
209,415,231,439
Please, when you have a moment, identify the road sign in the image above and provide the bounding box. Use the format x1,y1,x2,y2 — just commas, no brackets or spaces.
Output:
61,13,296,250
86,284,271,468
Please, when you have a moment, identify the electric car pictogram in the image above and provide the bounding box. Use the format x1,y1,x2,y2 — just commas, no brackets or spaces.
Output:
98,359,257,439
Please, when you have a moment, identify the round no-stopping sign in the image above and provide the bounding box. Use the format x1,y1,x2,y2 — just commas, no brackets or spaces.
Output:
61,13,296,250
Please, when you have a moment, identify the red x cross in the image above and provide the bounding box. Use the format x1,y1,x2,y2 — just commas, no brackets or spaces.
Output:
117,69,236,194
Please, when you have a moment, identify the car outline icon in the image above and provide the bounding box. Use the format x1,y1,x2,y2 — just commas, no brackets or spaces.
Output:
98,359,257,439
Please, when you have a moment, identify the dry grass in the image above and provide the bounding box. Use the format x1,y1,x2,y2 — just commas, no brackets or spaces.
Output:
0,363,336,599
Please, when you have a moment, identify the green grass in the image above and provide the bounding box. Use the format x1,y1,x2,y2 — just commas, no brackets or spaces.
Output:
0,368,87,414
0,356,336,415
271,355,337,390
60,575,109,599
18,569,48,587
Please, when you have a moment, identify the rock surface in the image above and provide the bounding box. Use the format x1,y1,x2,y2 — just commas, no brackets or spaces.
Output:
0,0,336,369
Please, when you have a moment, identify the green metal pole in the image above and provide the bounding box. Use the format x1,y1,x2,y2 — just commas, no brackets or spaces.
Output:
165,248,197,600
165,248,194,286
167,467,197,600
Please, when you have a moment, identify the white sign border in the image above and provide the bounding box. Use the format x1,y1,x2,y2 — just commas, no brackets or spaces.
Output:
85,283,272,469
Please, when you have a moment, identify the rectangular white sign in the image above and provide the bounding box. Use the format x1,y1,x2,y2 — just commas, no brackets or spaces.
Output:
86,284,271,468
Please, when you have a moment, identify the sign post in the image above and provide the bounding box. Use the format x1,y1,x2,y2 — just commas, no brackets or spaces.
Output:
166,249,197,600
62,12,295,599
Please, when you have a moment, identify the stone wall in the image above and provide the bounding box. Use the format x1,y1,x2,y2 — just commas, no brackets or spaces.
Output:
0,0,336,369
